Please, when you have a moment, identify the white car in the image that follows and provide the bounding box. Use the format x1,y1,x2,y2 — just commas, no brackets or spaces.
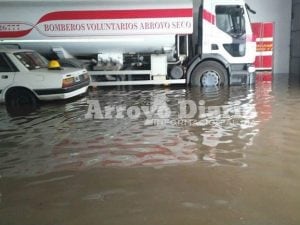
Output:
0,48,90,111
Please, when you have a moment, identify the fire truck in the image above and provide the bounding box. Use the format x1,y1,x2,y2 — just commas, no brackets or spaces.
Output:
0,0,256,86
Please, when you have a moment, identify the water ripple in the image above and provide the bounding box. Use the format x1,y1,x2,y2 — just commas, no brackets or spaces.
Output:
0,80,288,177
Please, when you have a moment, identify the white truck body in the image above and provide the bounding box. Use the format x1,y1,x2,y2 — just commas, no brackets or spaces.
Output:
0,0,256,86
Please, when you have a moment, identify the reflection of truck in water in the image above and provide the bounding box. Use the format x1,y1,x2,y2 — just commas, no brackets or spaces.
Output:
0,0,256,86
50,83,272,172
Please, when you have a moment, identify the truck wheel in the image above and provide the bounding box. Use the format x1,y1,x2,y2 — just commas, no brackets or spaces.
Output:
190,61,228,87
5,88,38,115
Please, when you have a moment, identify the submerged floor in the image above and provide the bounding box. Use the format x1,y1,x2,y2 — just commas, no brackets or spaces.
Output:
1,74,300,225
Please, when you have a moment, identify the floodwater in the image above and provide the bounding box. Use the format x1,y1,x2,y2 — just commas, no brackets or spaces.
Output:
1,74,300,225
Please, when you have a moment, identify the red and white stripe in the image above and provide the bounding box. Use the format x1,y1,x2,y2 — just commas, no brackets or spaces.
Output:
0,8,193,38
251,22,274,71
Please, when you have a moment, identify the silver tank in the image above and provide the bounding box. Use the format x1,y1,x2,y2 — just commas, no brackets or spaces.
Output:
0,0,193,57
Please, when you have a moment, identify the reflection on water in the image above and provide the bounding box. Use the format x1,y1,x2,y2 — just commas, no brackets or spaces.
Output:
2,75,300,225
0,80,273,177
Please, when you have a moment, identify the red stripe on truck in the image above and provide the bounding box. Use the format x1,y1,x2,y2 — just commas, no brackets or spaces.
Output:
38,8,193,23
0,8,193,38
202,9,215,24
0,29,32,38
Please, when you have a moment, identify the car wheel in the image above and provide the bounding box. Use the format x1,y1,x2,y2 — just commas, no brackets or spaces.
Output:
191,61,228,87
5,88,38,116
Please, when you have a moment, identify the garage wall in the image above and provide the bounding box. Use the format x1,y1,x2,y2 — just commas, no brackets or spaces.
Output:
246,0,292,74
290,0,300,75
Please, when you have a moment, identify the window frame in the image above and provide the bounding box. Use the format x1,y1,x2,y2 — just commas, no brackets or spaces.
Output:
0,53,19,73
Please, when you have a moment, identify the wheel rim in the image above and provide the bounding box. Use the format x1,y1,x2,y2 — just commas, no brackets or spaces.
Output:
201,70,220,86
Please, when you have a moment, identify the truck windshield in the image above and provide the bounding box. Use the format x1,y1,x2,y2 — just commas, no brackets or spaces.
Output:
14,51,48,70
216,5,246,38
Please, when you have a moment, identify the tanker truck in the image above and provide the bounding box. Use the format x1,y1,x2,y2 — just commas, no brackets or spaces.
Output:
0,0,256,86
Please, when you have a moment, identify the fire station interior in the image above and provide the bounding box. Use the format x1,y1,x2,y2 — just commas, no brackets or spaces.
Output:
247,0,291,75
247,0,300,80
2,1,300,225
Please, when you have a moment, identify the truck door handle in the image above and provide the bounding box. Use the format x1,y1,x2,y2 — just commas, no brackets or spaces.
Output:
1,75,8,79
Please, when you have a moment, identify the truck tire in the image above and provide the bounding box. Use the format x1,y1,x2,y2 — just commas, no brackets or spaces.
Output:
5,88,38,115
190,61,228,87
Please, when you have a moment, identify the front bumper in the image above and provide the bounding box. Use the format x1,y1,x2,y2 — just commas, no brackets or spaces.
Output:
34,80,90,101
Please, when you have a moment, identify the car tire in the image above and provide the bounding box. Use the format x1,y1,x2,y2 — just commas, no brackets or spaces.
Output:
190,61,228,87
5,88,38,116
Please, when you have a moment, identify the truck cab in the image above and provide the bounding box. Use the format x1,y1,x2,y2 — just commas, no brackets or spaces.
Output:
188,0,256,86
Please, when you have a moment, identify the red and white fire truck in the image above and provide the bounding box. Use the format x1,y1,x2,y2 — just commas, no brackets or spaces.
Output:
0,0,256,86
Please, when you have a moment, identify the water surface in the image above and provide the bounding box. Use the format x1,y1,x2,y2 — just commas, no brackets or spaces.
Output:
0,74,300,225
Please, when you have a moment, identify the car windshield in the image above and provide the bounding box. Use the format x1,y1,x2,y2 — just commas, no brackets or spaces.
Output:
14,51,48,70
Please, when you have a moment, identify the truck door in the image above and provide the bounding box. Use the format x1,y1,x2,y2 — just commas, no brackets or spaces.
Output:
211,3,255,64
0,53,16,95
215,5,246,57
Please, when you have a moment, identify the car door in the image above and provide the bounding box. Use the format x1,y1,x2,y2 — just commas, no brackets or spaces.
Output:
0,53,17,95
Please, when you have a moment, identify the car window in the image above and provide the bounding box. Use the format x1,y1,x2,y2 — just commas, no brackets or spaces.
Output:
14,51,48,70
0,54,13,72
